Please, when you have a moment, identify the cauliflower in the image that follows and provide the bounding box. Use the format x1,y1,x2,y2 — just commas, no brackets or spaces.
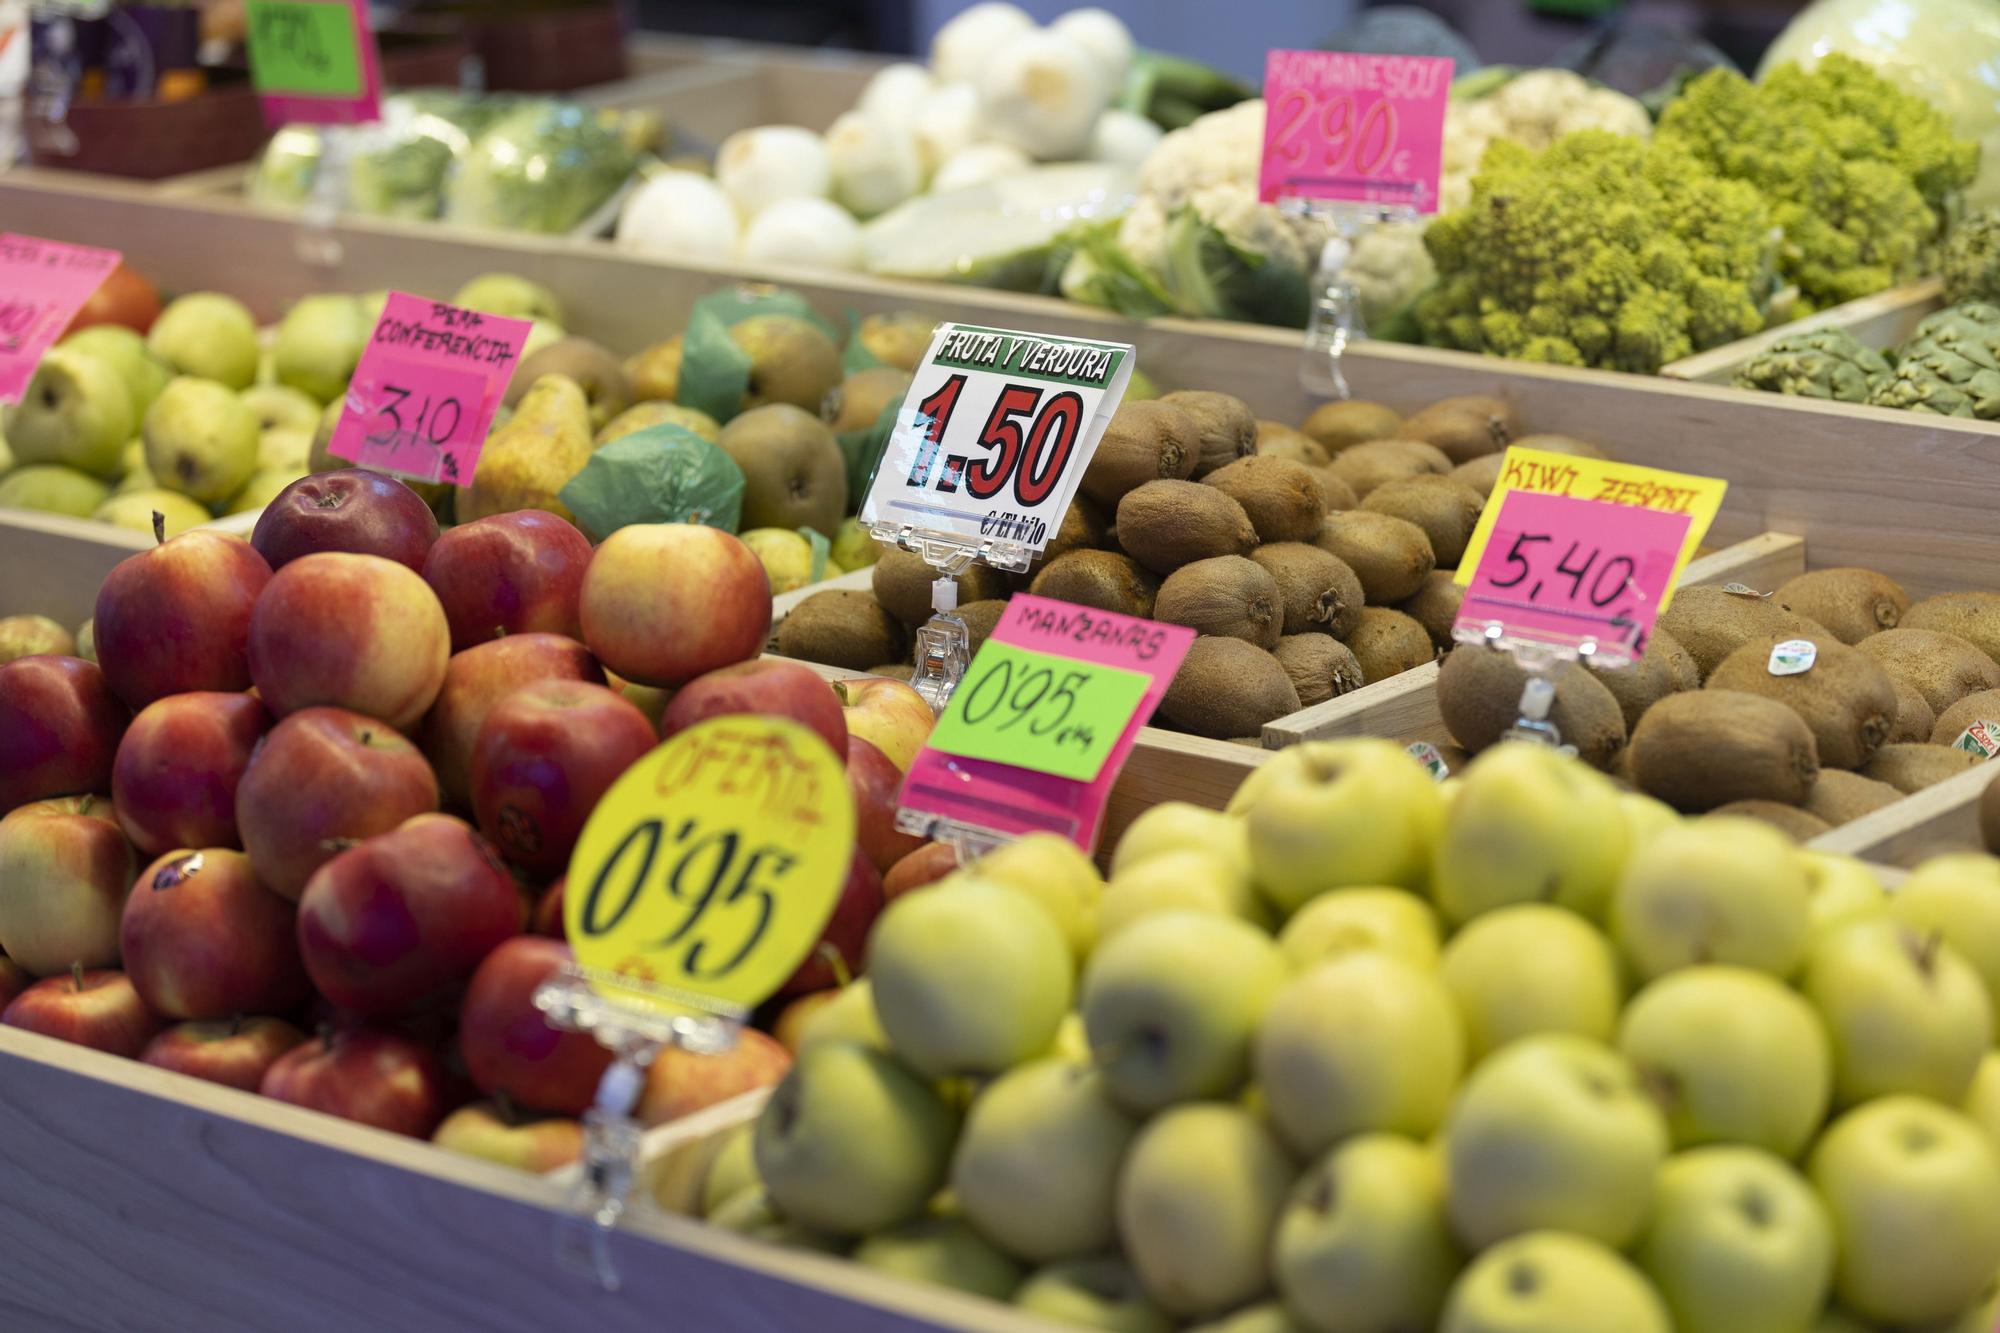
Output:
1135,97,1265,207
1344,219,1434,332
1441,69,1652,212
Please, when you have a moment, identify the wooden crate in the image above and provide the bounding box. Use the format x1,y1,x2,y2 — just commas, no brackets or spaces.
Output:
1660,279,1943,384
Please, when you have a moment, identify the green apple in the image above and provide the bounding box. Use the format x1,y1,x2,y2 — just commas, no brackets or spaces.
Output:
698,1123,759,1218
705,1187,847,1253
1432,742,1631,924
1619,791,1681,849
1932,1279,2000,1333
1273,1133,1461,1333
1616,965,1830,1157
225,467,303,515
1098,848,1267,941
1441,903,1622,1062
0,464,111,517
7,346,135,478
146,292,260,389
950,1058,1136,1262
273,293,368,404
1278,887,1440,973
1808,1095,2000,1325
1801,918,1991,1107
1255,952,1464,1156
868,881,1073,1077
796,978,888,1055
753,1041,958,1237
1636,1145,1832,1333
453,272,566,326
1801,852,1886,940
1183,1303,1307,1332
1966,1051,2000,1150
241,383,324,435
1080,910,1287,1114
1891,853,2000,1030
1610,816,1811,982
60,324,170,418
75,618,95,664
1807,1311,1871,1333
1230,740,1445,912
0,615,72,661
1443,1034,1669,1250
92,489,211,537
143,377,260,506
852,1215,1023,1299
1440,1230,1672,1333
830,517,882,573
1116,1102,1295,1320
1014,1256,1173,1332
968,832,1103,965
1111,802,1251,880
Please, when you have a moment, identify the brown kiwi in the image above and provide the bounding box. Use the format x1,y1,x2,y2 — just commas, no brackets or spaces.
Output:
1160,390,1257,478
1449,454,1505,498
1028,550,1159,618
1300,400,1402,452
1705,633,1898,770
1400,571,1465,652
1902,591,2000,662
1802,770,1904,825
1316,511,1436,604
872,548,1010,626
1256,420,1331,468
1710,801,1834,841
1115,479,1259,574
1153,555,1283,648
1023,496,1107,578
957,600,1009,658
1861,742,1982,794
1250,542,1364,638
1890,677,1936,743
870,663,916,681
1928,687,2000,746
1435,643,1627,771
774,590,909,670
1329,440,1453,499
1273,633,1365,707
1360,474,1485,568
1588,641,1688,733
1653,628,1703,693
1654,585,1825,680
1627,690,1819,811
1981,772,2000,853
1510,433,1607,459
1344,607,1436,684
1159,636,1301,739
1855,627,2000,715
1078,400,1201,506
1202,456,1326,543
1397,394,1518,465
1772,569,1910,645
1306,466,1359,511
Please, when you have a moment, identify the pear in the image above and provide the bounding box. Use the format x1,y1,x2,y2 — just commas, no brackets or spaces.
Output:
115,440,159,494
506,337,631,431
716,403,847,537
273,294,368,404
734,313,842,412
625,335,682,401
241,383,324,434
7,347,136,478
75,618,96,663
851,1216,1023,1300
595,399,720,447
825,366,912,432
857,310,935,371
92,488,211,537
60,325,170,418
258,427,314,473
143,377,259,505
452,272,565,326
0,615,74,662
830,517,882,571
0,464,111,517
146,292,260,388
225,466,305,515
459,374,595,524
1015,1256,1173,1332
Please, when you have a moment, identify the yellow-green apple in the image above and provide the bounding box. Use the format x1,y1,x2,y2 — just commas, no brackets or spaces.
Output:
1440,1231,1672,1333
1441,904,1621,1062
0,655,127,809
296,813,523,1019
787,977,888,1055
868,879,1073,1077
1890,853,2000,1029
846,736,926,875
1187,1302,1306,1332
259,1028,450,1137
1,966,161,1055
1116,1102,1295,1320
469,679,656,877
1097,848,1266,941
1610,816,1812,982
951,1058,1138,1263
0,614,73,659
697,1123,758,1217
754,1040,958,1236
659,658,847,757
1802,853,1887,939
1617,965,1831,1157
93,529,271,709
705,1189,844,1252
111,692,270,855
1618,791,1682,850
453,273,563,325
146,292,259,388
883,842,958,900
457,937,613,1116
969,832,1103,966
1636,1146,1833,1333
431,1100,583,1172
234,706,439,900
1969,1051,2000,1149
1279,887,1441,973
771,988,840,1054
1110,801,1251,880
1014,1256,1171,1332
530,877,564,938
772,850,884,1001
250,469,440,573
65,262,161,336
638,1027,792,1127
1274,1133,1461,1333
421,510,593,652
851,1216,1024,1300
141,1015,306,1091
0,795,136,976
1079,910,1286,1115
7,345,134,478
1443,1034,1669,1250
271,292,367,403
1227,739,1445,913
579,523,771,687
1809,1096,2000,1326
1255,952,1464,1156
0,956,28,1007
1432,742,1630,924
119,848,308,1020
418,634,603,810
1801,918,1992,1106
832,676,932,771
142,376,258,504
247,552,450,731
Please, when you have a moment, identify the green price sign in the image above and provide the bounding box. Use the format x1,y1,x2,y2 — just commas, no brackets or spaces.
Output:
245,0,365,97
924,640,1152,783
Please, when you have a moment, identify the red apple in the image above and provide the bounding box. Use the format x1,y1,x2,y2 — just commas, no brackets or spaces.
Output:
638,1027,791,1128
418,634,603,811
579,523,771,687
2,967,161,1056
883,841,959,900
94,530,271,710
847,735,924,873
422,510,593,652
247,551,450,731
0,795,136,976
659,659,847,758
0,655,128,810
835,676,934,771
773,849,884,1002
64,262,161,335
141,1016,306,1091
111,691,270,856
120,848,309,1020
251,469,441,573
432,1100,584,1172
457,936,613,1116
296,813,523,1019
260,1028,449,1137
235,706,439,900
532,878,565,938
0,955,29,1008
470,680,656,878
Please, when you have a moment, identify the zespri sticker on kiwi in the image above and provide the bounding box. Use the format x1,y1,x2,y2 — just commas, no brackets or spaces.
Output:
564,715,855,1015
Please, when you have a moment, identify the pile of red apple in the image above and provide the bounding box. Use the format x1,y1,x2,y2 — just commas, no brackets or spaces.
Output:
0,467,949,1169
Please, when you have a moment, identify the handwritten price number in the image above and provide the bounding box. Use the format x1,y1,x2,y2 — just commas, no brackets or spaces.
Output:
1271,88,1404,178
1489,531,1644,644
255,5,332,73
0,298,38,353
903,375,1084,506
576,816,791,985
957,653,1098,753
368,383,465,479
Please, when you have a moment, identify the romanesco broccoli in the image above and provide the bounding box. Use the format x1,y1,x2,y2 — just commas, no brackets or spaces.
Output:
1943,210,2000,305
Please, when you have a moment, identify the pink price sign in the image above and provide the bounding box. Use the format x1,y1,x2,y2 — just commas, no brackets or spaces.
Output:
1259,50,1453,212
0,234,121,405
897,594,1194,853
328,292,532,488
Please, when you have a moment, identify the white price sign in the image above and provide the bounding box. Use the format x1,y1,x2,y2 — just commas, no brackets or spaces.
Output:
860,322,1134,552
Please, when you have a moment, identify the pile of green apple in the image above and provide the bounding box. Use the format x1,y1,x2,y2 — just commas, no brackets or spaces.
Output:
711,739,2000,1333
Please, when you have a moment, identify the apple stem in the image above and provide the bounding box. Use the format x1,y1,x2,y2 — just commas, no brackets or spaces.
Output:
229,1013,244,1038
69,961,84,993
494,1088,521,1126
151,510,166,545
819,942,852,989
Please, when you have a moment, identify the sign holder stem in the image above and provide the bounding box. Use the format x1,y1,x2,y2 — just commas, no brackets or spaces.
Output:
1283,199,1420,399
867,522,1034,717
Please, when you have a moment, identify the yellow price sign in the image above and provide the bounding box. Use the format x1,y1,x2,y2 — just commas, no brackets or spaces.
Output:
564,715,854,1014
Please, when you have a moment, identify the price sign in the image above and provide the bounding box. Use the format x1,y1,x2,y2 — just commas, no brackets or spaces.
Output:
1259,50,1453,212
898,594,1193,851
328,292,532,487
0,234,120,405
860,323,1134,554
244,0,381,125
564,716,855,1014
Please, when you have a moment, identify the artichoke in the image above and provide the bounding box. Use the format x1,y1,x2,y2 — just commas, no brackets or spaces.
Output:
1734,329,1892,402
1907,300,2000,345
1943,210,2000,305
1871,325,2000,417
